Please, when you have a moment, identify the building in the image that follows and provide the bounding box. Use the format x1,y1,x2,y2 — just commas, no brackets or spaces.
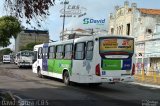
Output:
60,28,108,41
60,28,92,41
144,25,160,73
108,1,136,36
108,1,160,73
15,29,49,52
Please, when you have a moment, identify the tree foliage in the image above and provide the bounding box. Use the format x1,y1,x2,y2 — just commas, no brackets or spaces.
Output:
0,48,12,54
4,0,55,26
0,48,13,60
20,42,42,51
0,16,21,47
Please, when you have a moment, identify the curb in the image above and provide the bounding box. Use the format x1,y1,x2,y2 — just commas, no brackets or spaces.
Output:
127,82,160,89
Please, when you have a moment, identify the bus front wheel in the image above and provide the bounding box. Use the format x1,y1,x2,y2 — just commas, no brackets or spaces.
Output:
18,65,22,68
89,83,102,87
63,71,70,85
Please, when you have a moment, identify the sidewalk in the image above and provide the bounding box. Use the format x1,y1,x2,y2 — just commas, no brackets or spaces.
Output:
134,73,160,86
128,81,160,89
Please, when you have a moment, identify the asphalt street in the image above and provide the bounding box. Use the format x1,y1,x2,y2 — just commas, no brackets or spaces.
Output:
0,64,160,106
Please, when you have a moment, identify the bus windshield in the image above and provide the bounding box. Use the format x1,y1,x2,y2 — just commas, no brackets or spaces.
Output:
21,51,34,57
99,37,134,55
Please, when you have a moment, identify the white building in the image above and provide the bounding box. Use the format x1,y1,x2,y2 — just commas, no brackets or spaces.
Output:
108,1,160,73
60,29,92,41
144,25,160,73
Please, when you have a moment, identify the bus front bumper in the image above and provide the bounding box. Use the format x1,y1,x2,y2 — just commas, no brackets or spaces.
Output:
19,62,32,66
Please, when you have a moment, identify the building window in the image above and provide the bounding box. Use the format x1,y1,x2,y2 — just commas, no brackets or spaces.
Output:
111,28,114,34
48,46,55,59
117,27,119,35
118,26,121,35
68,34,76,39
121,25,123,35
86,41,94,60
126,23,130,35
56,45,64,59
146,29,152,34
64,44,73,59
74,42,85,60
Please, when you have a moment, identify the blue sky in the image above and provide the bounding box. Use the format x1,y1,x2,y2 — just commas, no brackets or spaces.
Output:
0,0,160,50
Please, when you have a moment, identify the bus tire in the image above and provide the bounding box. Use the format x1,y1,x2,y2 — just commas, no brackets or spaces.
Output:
63,71,70,85
37,67,43,78
89,83,102,87
18,65,22,68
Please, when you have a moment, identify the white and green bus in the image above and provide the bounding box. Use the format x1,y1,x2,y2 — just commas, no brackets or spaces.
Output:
32,35,135,85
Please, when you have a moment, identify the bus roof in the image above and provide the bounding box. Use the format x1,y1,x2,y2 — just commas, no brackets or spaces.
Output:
34,34,134,48
49,39,74,46
95,34,134,39
73,34,134,42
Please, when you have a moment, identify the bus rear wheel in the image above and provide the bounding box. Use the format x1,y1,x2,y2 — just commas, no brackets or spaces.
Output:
18,65,22,68
63,71,70,85
89,83,102,87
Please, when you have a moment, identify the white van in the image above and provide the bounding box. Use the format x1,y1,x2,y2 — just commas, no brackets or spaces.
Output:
3,55,11,63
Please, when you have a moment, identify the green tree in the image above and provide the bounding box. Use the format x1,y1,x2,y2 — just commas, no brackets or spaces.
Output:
20,42,42,51
0,16,21,47
0,48,13,61
4,0,55,26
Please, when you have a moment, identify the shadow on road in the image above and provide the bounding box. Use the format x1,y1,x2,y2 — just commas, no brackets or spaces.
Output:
41,76,124,94
3,86,141,106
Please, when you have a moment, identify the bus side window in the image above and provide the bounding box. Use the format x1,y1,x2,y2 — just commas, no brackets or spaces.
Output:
38,47,42,59
48,46,55,59
43,47,48,59
64,44,72,59
86,41,94,60
74,42,85,60
56,45,64,59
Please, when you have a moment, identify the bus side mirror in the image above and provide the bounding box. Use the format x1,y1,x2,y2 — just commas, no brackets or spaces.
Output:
33,57,37,63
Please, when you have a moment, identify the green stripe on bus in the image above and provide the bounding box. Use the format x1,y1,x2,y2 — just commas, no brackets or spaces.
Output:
102,59,121,70
48,59,72,74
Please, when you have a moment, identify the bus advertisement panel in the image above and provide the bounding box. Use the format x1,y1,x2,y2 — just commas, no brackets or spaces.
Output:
99,38,134,54
99,37,134,74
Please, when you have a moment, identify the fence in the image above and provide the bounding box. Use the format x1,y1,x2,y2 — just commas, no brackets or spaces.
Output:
134,70,160,85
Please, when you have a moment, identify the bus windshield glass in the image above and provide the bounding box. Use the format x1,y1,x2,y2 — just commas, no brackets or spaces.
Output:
99,37,134,54
21,51,34,57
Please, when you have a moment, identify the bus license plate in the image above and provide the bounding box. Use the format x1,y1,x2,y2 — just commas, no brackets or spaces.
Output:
113,78,120,82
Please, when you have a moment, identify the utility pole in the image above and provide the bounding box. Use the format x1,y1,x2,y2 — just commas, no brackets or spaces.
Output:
62,0,69,41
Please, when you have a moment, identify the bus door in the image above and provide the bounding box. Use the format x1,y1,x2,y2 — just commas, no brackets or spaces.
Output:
48,46,55,73
72,41,94,77
42,44,48,71
32,50,38,73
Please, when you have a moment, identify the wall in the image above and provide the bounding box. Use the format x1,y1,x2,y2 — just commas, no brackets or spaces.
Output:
15,30,49,52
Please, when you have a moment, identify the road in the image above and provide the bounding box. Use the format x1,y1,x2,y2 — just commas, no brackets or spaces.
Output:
0,64,160,106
